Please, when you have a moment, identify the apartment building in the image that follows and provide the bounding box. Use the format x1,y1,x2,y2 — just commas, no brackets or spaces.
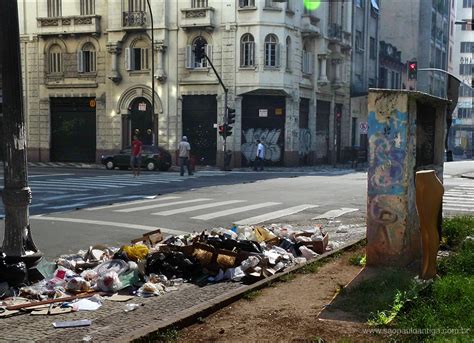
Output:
451,0,473,157
15,0,352,167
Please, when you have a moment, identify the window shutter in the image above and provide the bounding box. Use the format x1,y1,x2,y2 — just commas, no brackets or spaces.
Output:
125,47,132,71
276,43,281,67
77,50,84,73
205,44,212,63
240,42,244,67
186,45,193,69
250,41,255,66
92,51,96,72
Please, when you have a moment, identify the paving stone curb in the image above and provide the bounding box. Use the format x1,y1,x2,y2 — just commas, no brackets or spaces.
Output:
121,236,367,343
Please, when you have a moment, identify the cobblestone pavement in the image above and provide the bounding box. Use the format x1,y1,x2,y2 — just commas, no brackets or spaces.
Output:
0,221,366,342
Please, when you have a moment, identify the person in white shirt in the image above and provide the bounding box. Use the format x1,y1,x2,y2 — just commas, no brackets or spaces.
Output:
254,139,265,171
178,136,193,176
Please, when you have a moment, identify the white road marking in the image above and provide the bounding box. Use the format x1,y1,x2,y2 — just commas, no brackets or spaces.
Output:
116,198,212,213
30,180,122,189
85,196,181,211
235,204,319,225
444,207,474,212
312,207,359,220
192,202,281,220
28,173,74,178
28,181,103,190
30,216,188,235
73,194,120,201
152,200,247,216
28,186,97,192
42,194,89,201
47,203,87,209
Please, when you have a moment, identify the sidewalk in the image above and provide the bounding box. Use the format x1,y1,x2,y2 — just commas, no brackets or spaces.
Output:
0,224,366,342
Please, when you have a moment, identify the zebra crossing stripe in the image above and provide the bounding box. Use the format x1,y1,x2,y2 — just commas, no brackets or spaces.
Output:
191,202,281,220
152,200,247,216
444,207,474,212
30,216,188,236
85,196,181,211
115,198,212,213
442,202,474,208
30,180,123,189
42,194,89,201
234,204,320,225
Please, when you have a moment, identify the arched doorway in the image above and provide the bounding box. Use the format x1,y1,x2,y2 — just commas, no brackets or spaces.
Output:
126,97,153,146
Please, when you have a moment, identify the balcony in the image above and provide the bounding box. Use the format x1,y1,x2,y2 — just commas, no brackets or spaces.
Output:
327,23,343,42
180,7,215,31
37,15,101,36
122,11,147,29
301,14,320,38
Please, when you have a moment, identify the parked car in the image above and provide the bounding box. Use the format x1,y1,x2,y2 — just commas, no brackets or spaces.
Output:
101,145,172,171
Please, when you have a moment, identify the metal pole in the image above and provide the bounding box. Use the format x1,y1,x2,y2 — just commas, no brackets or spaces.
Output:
146,0,156,146
0,0,41,262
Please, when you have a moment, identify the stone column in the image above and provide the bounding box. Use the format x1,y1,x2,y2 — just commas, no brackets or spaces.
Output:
106,42,122,84
155,42,167,83
318,54,328,82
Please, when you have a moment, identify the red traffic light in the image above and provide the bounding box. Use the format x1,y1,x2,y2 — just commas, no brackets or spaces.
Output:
408,61,417,80
409,63,416,70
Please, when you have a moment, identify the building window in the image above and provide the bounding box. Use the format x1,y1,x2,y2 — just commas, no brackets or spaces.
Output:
458,108,473,118
459,63,474,75
286,36,291,71
369,37,376,59
186,38,212,69
239,0,255,8
302,43,313,75
264,34,279,67
125,40,149,71
47,0,61,17
355,0,364,7
48,44,62,74
355,30,363,51
192,0,207,8
463,0,472,8
461,42,474,52
240,33,255,67
80,0,95,15
78,43,96,73
461,20,473,30
286,0,292,12
265,0,275,7
126,0,146,11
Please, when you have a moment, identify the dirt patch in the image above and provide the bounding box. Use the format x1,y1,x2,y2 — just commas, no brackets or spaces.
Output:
178,247,386,343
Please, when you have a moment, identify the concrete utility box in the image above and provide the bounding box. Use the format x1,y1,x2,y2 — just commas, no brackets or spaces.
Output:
366,90,448,267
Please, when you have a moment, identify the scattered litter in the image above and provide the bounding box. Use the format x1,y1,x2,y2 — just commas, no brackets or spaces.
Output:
72,297,102,311
124,303,142,312
107,294,134,302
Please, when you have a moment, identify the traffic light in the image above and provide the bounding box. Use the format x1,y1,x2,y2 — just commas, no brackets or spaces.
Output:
227,107,236,125
194,37,206,60
218,124,233,137
408,61,417,80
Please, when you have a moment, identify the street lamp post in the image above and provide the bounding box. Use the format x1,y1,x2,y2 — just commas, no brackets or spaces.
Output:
145,0,156,146
0,0,42,268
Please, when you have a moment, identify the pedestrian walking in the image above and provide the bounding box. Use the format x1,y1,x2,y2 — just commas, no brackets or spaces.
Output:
130,135,143,177
178,136,193,176
254,139,265,171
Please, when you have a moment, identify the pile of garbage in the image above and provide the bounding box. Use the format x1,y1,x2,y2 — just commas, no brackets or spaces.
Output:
0,224,330,317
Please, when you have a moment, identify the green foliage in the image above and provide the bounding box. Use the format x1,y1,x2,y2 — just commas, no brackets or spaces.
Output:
442,216,474,249
134,327,181,343
278,273,296,283
242,289,262,301
298,260,323,274
349,254,366,267
438,239,474,276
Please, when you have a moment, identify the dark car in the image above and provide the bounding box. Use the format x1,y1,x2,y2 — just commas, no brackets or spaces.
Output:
101,145,172,171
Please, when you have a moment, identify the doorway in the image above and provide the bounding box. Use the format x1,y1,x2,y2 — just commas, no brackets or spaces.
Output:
129,97,153,146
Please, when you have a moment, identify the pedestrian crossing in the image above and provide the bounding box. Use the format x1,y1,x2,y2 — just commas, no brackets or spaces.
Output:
88,196,321,226
443,184,474,213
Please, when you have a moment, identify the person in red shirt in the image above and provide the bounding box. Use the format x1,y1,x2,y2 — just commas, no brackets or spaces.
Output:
130,135,143,177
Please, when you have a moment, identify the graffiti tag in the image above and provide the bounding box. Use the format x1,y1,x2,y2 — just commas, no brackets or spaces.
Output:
241,128,282,162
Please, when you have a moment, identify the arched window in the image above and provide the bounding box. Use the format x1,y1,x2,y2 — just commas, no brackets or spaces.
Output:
240,33,255,67
264,34,279,67
78,43,96,73
125,39,150,71
185,37,212,69
286,36,291,71
48,44,62,74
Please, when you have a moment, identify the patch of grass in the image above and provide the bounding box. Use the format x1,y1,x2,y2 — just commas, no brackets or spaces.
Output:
242,289,262,301
134,327,181,343
298,260,323,274
394,275,474,341
442,216,474,249
278,272,296,282
330,268,414,320
438,239,474,276
349,254,366,266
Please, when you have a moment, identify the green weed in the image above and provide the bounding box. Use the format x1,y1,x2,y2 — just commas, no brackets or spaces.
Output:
442,216,474,249
278,273,296,282
349,254,366,266
242,289,262,301
438,239,474,276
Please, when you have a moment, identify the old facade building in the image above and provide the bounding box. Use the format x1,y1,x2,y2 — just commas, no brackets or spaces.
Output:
17,0,352,167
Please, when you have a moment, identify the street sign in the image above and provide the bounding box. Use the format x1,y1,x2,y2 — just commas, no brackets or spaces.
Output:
259,109,268,117
359,122,368,134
